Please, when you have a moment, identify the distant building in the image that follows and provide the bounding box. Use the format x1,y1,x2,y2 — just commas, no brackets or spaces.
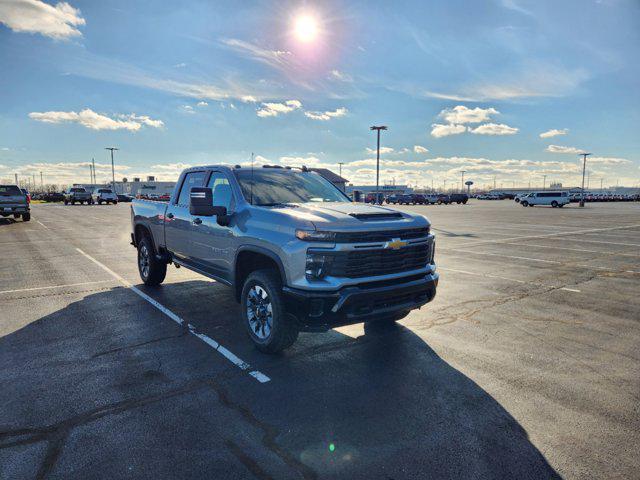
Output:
309,168,349,192
345,184,411,196
116,179,176,196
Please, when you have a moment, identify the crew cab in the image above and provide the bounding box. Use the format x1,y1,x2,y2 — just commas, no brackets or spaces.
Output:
0,185,30,221
92,188,118,204
64,187,92,205
131,165,438,353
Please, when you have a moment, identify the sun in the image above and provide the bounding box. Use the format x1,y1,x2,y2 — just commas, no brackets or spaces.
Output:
294,14,319,43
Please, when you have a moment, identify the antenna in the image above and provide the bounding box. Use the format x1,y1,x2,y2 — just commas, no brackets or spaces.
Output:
250,152,255,205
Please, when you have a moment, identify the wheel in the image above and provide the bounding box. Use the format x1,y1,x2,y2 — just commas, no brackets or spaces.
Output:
551,201,558,207
64,200,68,205
22,212,31,222
515,199,520,203
558,204,564,208
13,213,20,219
241,269,299,354
521,201,528,207
137,236,166,286
97,200,102,205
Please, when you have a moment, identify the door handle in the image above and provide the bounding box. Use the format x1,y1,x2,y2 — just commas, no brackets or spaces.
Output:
166,213,174,219
192,218,202,225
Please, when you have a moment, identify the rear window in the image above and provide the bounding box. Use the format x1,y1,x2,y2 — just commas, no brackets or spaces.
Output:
97,189,112,193
0,185,22,195
70,188,86,193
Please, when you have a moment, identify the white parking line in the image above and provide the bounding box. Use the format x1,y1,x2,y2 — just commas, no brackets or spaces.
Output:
75,247,270,384
0,280,115,295
36,220,49,230
501,242,640,257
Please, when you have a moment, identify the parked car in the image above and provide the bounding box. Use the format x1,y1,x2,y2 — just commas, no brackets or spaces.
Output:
364,192,385,204
449,193,469,204
117,194,134,202
519,191,570,207
385,194,400,204
396,193,426,205
64,187,92,205
0,184,30,221
131,165,438,353
41,192,65,202
92,188,118,205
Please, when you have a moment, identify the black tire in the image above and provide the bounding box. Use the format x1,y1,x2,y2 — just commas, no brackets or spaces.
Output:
13,213,20,219
64,200,68,205
521,201,529,207
241,269,299,354
558,204,564,208
551,201,558,207
22,212,31,222
71,201,75,205
137,236,166,286
98,200,102,205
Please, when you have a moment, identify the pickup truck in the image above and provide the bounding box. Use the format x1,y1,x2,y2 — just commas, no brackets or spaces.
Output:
131,165,438,353
64,187,92,205
0,185,30,221
92,188,118,204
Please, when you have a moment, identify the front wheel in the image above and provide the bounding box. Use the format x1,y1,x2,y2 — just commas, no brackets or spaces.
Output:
551,201,558,207
241,269,299,354
137,236,166,286
521,201,529,207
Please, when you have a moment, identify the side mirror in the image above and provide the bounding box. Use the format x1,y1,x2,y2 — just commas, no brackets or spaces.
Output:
189,187,228,220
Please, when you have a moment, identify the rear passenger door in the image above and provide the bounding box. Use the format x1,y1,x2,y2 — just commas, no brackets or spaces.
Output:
164,170,208,262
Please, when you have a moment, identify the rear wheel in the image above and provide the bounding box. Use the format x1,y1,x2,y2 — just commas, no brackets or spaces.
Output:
551,201,558,207
241,269,299,354
13,213,20,219
137,236,166,286
22,213,30,222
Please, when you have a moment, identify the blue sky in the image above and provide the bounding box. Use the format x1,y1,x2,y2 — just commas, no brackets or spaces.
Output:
0,0,638,189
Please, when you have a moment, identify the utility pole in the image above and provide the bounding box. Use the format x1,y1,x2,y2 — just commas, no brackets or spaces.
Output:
444,179,447,192
493,176,496,190
543,175,547,190
579,152,591,207
460,170,466,193
40,171,43,191
370,126,387,204
92,157,96,184
600,178,603,192
587,171,590,189
14,173,18,185
105,147,119,193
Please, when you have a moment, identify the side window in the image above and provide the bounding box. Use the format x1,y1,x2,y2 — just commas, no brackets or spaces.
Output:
177,171,207,206
207,172,234,210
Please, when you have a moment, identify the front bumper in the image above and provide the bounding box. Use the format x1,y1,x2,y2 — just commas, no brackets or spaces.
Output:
283,272,438,331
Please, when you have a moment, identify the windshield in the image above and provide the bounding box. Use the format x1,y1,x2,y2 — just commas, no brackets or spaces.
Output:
0,185,22,195
98,189,112,193
70,188,86,192
234,169,350,206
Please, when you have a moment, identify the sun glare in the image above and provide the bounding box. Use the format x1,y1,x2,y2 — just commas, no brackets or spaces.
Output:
294,14,319,43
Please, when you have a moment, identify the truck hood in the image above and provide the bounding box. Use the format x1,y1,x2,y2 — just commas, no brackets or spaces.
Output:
266,202,429,230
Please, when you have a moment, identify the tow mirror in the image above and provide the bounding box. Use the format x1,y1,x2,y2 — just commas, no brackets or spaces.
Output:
189,187,227,217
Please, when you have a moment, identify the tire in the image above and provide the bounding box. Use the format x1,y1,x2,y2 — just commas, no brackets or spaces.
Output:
98,200,102,205
241,269,299,354
64,200,68,205
521,201,529,207
558,204,564,208
515,198,520,203
551,201,558,208
22,213,31,222
13,213,20,219
137,236,166,286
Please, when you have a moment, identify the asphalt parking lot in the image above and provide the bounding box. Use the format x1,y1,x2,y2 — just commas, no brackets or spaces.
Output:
1,200,639,479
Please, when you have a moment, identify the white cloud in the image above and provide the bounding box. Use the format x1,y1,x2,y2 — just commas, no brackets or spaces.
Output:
196,101,208,107
365,146,394,155
0,0,85,40
546,145,585,154
256,100,302,118
29,109,164,131
278,156,322,167
181,105,195,114
586,157,631,165
438,105,498,124
431,123,467,138
221,38,292,72
469,123,519,136
304,107,348,121
173,63,187,68
540,128,568,138
329,70,353,82
413,145,429,154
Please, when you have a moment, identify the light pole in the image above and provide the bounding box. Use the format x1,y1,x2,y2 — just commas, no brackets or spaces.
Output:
105,147,119,193
370,126,387,204
543,175,547,190
579,152,591,207
460,170,466,193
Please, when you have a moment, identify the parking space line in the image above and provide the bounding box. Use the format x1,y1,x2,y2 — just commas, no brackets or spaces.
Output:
0,280,115,295
36,220,49,230
75,247,271,384
456,223,640,248
501,242,640,257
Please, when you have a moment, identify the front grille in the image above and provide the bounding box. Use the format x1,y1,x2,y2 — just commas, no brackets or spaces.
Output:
328,243,430,278
333,227,429,244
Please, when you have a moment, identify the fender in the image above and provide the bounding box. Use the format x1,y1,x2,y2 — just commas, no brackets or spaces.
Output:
234,245,288,286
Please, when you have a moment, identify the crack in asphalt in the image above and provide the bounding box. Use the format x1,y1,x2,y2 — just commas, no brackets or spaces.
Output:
91,332,187,358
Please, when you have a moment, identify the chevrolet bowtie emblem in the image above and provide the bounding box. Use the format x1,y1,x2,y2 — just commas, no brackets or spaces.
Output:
385,238,407,250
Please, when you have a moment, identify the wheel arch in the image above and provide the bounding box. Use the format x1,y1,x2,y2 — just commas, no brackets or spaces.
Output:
234,247,287,302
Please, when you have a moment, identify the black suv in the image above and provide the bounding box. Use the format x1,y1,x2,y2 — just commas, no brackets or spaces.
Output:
449,193,469,204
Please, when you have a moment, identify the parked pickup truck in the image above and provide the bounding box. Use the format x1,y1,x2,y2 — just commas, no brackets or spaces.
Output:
92,188,118,205
0,185,30,221
64,187,92,205
131,165,438,353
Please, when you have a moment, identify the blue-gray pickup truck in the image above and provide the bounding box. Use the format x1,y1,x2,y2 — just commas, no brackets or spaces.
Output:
131,165,438,353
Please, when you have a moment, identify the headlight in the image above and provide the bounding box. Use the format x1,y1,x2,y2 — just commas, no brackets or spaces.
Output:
296,229,336,242
305,252,334,280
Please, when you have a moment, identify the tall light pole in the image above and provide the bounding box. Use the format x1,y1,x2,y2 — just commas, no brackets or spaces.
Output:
460,170,466,193
579,152,591,207
370,126,387,204
105,147,119,193
542,175,547,191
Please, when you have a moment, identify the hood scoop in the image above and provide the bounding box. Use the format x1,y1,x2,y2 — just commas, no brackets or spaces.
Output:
349,211,403,221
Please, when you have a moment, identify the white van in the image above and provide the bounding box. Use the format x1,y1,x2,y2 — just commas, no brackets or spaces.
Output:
520,191,569,207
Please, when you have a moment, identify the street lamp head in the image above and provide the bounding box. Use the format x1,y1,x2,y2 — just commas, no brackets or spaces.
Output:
370,125,388,131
